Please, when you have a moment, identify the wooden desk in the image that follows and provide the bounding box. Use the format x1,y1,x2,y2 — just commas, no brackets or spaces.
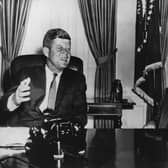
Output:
87,100,135,129
0,128,168,168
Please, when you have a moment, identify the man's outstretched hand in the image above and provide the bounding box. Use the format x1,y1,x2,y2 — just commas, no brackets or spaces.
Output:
12,77,31,106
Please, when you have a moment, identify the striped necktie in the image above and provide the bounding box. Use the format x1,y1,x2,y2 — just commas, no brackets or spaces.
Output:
47,73,57,110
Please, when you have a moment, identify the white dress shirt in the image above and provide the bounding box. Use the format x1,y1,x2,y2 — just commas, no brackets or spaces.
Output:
7,65,62,112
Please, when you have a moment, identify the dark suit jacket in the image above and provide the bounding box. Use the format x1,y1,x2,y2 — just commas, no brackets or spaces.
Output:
0,57,87,127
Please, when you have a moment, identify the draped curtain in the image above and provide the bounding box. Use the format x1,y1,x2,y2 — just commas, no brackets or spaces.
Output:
0,0,32,95
159,0,168,91
78,0,117,102
158,0,168,128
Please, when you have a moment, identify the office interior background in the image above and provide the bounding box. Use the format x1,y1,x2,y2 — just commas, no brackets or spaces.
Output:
1,1,168,168
0,0,165,128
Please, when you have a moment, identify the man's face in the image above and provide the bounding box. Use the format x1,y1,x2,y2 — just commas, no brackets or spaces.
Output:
47,38,71,71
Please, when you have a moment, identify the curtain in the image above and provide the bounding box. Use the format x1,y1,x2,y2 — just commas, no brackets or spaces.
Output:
78,0,117,102
0,0,32,95
159,0,168,90
158,0,168,128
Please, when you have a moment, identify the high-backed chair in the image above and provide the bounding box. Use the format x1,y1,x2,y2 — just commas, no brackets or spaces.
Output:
0,55,85,125
2,55,82,95
11,54,83,77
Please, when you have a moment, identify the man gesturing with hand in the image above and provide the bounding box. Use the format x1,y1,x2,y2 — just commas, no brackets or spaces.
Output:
0,28,87,127
10,77,31,109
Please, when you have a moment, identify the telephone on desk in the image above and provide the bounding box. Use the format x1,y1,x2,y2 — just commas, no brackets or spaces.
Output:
25,116,86,163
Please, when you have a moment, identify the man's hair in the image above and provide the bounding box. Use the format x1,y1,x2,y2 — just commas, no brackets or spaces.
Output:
43,28,71,48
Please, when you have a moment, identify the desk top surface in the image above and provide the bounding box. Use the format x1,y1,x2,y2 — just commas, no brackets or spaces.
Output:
0,128,168,168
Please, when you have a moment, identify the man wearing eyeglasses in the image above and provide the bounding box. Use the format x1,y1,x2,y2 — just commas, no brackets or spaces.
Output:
0,28,87,127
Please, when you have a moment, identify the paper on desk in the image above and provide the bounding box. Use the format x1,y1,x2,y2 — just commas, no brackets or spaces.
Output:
0,127,29,147
0,148,25,159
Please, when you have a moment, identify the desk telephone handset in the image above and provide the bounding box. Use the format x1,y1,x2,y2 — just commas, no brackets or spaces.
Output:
25,117,86,161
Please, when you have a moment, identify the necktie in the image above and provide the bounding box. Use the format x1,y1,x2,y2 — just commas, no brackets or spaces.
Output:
47,74,57,110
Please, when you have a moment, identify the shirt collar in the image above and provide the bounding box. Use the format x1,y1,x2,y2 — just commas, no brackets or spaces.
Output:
45,65,63,78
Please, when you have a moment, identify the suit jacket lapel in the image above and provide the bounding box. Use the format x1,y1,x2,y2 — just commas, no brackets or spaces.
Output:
34,55,46,109
34,65,46,111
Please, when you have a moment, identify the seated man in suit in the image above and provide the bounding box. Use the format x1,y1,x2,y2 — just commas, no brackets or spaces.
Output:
0,28,87,127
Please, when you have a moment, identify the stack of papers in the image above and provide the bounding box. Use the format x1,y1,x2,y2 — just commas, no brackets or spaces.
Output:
0,127,29,147
0,127,29,159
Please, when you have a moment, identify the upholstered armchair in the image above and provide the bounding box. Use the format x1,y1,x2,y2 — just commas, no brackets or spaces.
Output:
11,54,83,76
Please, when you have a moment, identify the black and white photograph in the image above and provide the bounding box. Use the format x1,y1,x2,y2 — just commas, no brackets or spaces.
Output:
0,0,168,167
